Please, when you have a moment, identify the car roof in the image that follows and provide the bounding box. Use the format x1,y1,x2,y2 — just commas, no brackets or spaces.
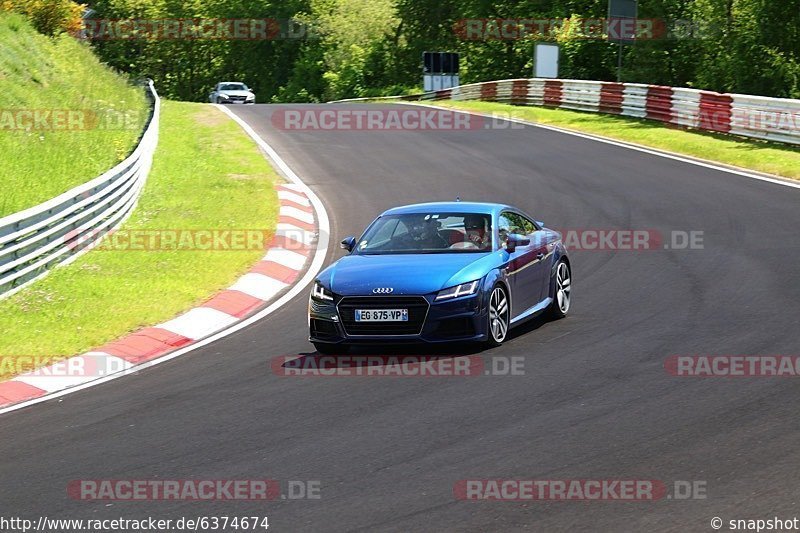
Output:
382,201,513,216
218,82,247,85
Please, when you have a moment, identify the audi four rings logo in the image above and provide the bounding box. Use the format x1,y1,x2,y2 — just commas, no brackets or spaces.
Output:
372,287,394,294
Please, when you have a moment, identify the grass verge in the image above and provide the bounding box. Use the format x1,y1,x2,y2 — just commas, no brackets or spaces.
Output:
432,100,800,180
0,13,148,216
0,101,280,378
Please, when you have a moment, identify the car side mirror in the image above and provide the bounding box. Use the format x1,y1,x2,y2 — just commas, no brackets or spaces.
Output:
340,236,356,252
505,234,530,253
535,220,544,229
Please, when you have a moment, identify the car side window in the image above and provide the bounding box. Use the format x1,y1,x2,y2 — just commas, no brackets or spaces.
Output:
499,212,539,250
501,212,531,235
514,213,537,235
498,213,513,246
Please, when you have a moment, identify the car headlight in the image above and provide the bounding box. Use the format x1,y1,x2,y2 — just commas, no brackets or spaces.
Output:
218,93,230,99
435,280,480,301
311,281,334,301
246,93,255,100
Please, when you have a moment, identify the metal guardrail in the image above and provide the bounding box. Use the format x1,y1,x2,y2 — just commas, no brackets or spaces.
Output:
0,80,160,299
333,79,800,146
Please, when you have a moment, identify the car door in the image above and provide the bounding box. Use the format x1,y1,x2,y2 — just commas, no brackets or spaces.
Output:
499,211,550,318
523,215,554,303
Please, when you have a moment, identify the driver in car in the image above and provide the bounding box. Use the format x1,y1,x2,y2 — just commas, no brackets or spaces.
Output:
463,214,491,250
399,215,448,249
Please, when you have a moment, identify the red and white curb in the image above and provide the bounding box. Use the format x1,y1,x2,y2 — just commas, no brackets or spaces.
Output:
0,107,331,415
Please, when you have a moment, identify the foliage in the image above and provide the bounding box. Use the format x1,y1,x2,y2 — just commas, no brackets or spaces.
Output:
11,0,798,101
0,0,84,35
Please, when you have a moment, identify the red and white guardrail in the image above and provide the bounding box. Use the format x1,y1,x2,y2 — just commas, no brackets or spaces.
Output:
342,79,800,146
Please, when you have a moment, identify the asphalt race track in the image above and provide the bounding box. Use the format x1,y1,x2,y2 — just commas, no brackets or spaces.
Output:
2,104,799,532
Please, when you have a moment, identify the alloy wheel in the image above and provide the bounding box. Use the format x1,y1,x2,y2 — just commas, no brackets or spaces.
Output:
556,262,571,314
489,287,509,343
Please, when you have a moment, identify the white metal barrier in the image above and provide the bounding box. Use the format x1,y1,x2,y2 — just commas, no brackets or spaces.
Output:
0,80,161,299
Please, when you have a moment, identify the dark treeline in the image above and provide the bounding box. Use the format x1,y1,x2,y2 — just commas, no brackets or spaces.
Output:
33,0,800,101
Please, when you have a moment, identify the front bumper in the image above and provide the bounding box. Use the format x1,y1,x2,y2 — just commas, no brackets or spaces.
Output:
309,292,488,345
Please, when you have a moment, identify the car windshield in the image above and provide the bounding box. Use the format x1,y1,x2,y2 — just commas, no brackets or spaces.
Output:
355,213,493,254
220,83,247,91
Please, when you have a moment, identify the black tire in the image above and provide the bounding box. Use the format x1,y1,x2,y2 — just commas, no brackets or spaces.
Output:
485,284,510,347
549,259,571,320
313,342,349,355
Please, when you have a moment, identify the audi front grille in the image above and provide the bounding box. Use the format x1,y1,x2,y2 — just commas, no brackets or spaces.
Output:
337,296,429,336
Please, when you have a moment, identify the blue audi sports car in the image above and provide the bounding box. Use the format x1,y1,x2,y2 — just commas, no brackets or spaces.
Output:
308,202,571,353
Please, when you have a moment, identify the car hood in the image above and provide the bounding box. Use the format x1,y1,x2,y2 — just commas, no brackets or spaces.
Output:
323,253,497,296
219,90,253,97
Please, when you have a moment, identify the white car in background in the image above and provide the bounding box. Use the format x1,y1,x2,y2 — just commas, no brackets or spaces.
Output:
209,82,255,104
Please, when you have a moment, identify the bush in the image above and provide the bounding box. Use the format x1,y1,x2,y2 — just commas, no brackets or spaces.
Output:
0,0,83,36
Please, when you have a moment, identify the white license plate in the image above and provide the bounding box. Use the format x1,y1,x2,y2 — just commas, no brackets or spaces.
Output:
355,309,408,322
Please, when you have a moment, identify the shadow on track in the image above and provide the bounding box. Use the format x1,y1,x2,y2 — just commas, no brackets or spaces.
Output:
274,314,552,372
